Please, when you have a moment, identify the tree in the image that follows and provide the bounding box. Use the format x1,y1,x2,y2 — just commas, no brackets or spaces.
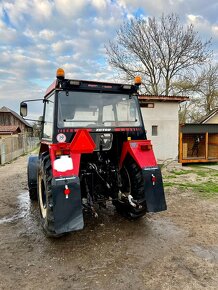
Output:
106,14,212,96
176,63,218,122
194,63,218,114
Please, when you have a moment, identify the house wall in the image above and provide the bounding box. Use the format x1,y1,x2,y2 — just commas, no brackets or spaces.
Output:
141,102,179,161
204,113,218,124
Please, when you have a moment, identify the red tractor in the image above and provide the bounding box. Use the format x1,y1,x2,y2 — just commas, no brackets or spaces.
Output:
20,68,166,237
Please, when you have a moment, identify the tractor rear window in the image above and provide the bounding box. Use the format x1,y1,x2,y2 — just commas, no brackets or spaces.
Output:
57,91,142,128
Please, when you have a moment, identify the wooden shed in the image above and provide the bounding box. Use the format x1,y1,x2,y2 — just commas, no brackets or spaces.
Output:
0,125,21,137
0,106,33,136
179,124,218,164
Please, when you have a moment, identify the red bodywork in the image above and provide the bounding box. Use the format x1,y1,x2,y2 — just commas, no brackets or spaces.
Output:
119,140,157,169
49,130,96,178
49,129,156,179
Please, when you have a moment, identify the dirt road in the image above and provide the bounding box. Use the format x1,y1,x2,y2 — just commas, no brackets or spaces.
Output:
0,156,218,290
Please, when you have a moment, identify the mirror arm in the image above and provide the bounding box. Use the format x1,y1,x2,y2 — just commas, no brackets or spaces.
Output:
22,118,44,123
21,98,44,103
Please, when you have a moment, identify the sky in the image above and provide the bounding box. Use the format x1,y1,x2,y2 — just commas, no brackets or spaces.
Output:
0,0,218,115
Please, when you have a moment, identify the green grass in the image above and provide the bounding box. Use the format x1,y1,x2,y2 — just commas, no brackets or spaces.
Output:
164,180,218,199
163,164,218,199
166,168,218,180
163,182,176,187
169,169,194,176
194,171,208,177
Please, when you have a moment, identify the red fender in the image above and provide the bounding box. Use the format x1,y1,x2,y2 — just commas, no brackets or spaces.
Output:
119,140,157,169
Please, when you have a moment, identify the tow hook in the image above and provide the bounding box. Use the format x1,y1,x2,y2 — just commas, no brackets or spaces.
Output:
128,195,142,209
128,195,136,207
91,207,99,218
118,191,142,209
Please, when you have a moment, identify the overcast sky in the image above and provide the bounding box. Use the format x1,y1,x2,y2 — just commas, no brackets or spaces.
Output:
0,0,218,114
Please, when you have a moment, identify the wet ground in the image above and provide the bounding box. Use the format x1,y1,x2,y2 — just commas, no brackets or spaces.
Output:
0,156,218,290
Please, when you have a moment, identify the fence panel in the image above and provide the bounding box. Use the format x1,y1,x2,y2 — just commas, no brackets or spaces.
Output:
0,135,39,165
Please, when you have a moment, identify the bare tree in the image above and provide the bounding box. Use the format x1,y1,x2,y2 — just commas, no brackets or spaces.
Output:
106,14,212,96
195,63,218,113
176,63,218,122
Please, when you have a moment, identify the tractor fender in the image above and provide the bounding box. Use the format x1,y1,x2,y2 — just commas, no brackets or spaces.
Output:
119,140,157,169
52,176,84,234
27,155,38,192
142,166,167,212
119,141,167,213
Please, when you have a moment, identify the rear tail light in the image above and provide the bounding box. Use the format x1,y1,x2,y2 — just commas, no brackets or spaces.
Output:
54,149,70,156
55,150,62,156
140,144,152,151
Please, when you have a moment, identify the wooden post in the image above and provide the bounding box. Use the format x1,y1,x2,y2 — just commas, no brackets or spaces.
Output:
179,132,183,163
205,132,208,161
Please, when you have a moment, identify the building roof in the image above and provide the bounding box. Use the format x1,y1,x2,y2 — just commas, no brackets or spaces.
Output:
138,95,189,103
180,123,218,134
199,108,218,124
0,106,32,128
0,125,21,134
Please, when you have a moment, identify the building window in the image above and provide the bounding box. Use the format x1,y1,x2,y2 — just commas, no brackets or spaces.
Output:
140,102,154,108
152,125,158,136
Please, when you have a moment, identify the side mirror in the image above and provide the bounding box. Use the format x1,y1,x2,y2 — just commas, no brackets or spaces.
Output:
20,102,27,117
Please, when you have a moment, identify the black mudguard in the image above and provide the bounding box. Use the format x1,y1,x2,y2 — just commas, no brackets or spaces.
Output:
143,166,167,212
27,155,38,191
51,177,84,234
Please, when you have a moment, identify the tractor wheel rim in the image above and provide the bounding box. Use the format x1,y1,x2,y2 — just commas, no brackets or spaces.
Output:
38,174,47,219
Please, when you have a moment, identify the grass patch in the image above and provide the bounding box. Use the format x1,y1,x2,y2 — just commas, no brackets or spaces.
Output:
164,165,218,199
195,171,208,178
164,180,218,199
163,182,176,187
165,175,177,179
169,169,194,176
165,168,218,180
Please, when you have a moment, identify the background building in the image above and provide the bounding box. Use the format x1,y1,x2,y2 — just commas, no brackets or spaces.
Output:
179,108,218,164
0,106,33,137
139,95,189,161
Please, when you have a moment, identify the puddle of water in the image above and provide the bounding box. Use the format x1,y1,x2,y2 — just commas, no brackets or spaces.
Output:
0,192,31,225
192,245,218,262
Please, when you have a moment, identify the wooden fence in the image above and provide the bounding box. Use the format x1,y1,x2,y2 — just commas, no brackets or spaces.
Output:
0,135,39,165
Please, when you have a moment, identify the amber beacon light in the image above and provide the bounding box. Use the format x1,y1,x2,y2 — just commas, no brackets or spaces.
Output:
134,76,142,85
56,68,65,79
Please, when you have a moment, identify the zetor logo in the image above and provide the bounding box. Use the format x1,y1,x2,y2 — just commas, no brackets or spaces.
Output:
96,128,111,131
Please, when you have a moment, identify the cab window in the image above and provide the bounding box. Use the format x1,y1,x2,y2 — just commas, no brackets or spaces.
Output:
43,94,54,139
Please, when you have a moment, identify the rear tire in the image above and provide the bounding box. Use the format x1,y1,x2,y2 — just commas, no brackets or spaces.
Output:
27,156,38,201
114,158,147,219
37,153,60,238
29,189,37,201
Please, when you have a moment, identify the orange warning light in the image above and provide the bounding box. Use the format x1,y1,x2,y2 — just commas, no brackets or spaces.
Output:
134,76,142,85
56,68,65,79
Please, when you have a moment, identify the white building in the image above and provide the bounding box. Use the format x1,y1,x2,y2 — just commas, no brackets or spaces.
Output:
139,95,188,162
